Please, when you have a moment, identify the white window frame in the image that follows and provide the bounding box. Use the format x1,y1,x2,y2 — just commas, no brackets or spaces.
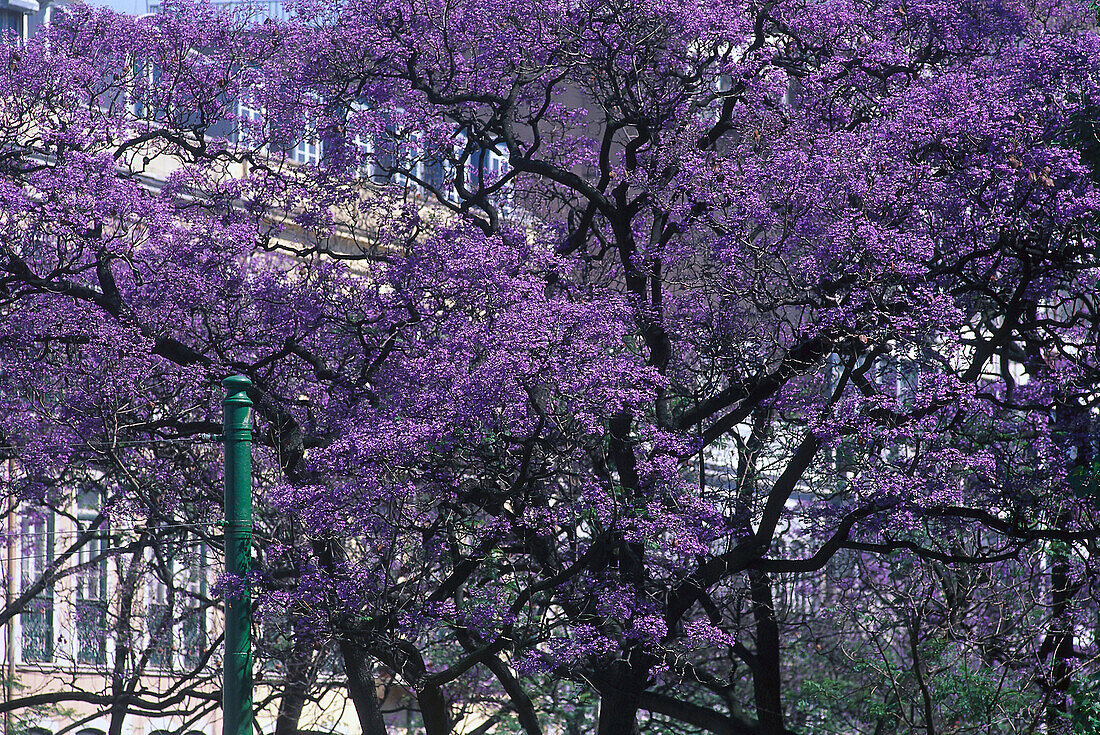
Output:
17,508,53,664
146,538,207,671
236,91,266,152
74,487,108,668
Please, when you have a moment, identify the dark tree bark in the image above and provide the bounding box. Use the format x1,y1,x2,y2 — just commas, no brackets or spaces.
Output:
340,638,389,735
597,684,641,735
273,641,314,735
416,684,452,735
370,640,452,735
110,538,153,735
596,659,651,735
907,613,936,735
108,556,139,735
749,570,784,735
1046,524,1075,733
1044,401,1091,732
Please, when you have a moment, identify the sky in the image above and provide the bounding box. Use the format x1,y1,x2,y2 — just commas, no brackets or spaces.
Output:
82,0,152,15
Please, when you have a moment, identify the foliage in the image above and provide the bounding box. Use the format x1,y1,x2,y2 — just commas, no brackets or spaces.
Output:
1,0,1100,733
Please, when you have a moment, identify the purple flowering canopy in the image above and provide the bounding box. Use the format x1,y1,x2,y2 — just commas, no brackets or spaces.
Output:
2,0,1100,732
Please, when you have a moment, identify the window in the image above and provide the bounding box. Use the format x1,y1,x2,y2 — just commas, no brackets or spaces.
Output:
408,129,449,194
417,158,447,192
19,510,52,663
236,89,323,164
374,127,400,180
372,116,410,186
875,354,899,395
150,0,287,20
43,3,69,27
900,352,921,397
75,487,108,666
236,94,266,151
259,609,291,673
781,76,801,109
147,568,172,669
347,105,426,187
351,128,375,180
465,142,509,197
147,539,206,670
127,50,210,129
290,135,321,166
478,145,507,181
129,57,160,121
179,542,207,669
0,9,24,39
285,93,323,165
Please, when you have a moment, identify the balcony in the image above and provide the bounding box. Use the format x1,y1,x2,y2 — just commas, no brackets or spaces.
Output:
145,0,288,20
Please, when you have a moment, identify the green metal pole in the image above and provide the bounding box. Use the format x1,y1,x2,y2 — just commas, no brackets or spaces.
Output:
222,375,253,735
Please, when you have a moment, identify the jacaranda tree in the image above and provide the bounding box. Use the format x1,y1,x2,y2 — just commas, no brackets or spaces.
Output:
2,0,1100,733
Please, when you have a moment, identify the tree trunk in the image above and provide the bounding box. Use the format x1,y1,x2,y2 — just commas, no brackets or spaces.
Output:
340,638,389,735
1046,532,1074,734
1045,401,1089,733
273,642,313,735
372,641,451,735
109,541,149,735
749,570,784,735
314,537,390,735
481,655,543,735
417,684,452,735
597,685,641,735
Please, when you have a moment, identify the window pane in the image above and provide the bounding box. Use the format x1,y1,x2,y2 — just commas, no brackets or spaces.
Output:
21,596,52,662
19,512,52,663
76,486,107,665
181,606,205,669
180,541,206,669
148,601,172,669
0,9,23,37
76,600,107,665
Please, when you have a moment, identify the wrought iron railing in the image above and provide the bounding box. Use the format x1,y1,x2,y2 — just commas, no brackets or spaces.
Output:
146,0,289,20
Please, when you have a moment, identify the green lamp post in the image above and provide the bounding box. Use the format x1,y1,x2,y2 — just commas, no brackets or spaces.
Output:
222,375,253,735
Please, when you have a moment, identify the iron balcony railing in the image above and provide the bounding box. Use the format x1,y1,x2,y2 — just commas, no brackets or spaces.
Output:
146,0,289,20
